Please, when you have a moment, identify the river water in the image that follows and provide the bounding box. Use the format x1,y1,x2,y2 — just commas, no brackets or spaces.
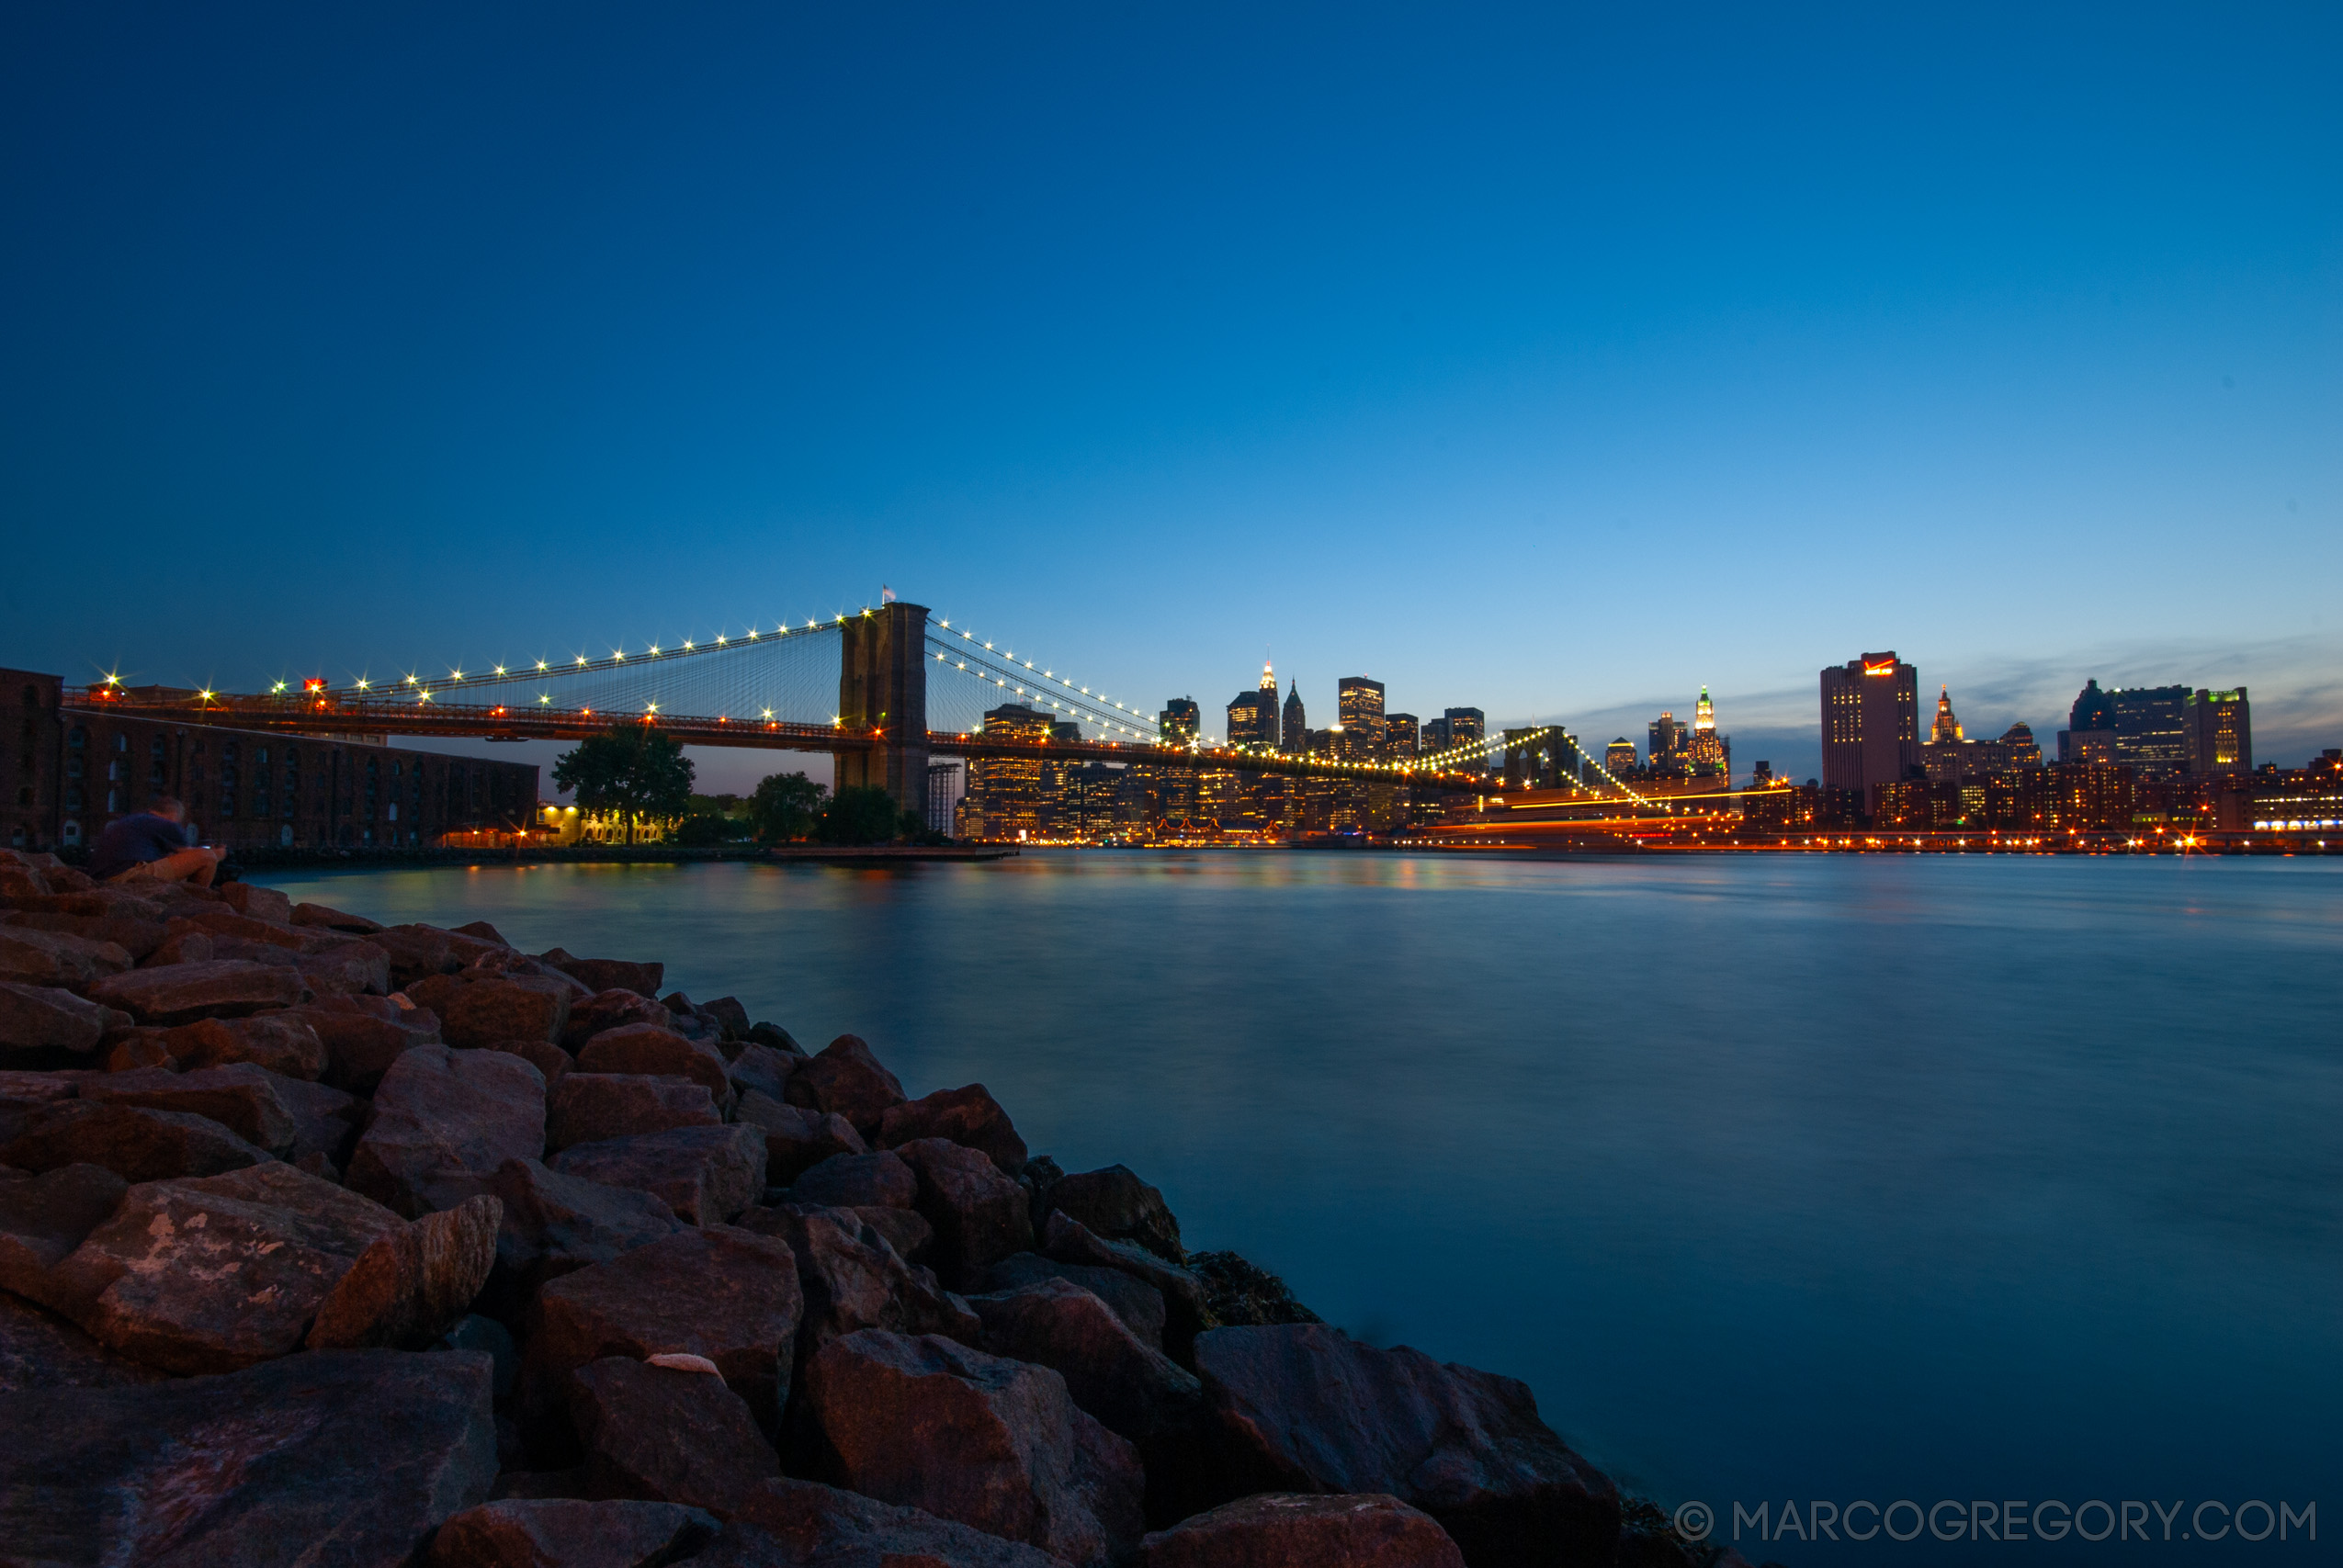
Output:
257,852,2341,1563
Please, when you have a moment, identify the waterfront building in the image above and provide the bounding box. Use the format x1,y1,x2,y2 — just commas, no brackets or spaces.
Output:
6,667,537,853
1339,677,1387,760
2184,688,2252,774
1281,681,1307,753
1819,651,1920,813
1386,713,1420,759
2248,749,2343,829
958,703,1056,840
925,761,964,836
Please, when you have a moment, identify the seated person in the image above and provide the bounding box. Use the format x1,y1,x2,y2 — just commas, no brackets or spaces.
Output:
85,795,222,887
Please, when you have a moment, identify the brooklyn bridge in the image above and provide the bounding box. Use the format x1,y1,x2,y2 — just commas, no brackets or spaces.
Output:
63,600,1698,840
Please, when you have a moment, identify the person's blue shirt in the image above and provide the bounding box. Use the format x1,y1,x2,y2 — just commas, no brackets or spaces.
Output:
87,812,188,882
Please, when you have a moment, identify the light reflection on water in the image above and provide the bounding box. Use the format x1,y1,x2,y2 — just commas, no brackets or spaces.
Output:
260,852,2342,1563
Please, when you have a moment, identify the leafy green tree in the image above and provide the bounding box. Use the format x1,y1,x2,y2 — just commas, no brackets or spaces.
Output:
748,771,827,843
551,724,696,844
818,785,902,845
670,811,742,847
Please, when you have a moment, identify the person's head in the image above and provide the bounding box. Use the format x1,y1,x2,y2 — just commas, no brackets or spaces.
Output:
147,795,186,823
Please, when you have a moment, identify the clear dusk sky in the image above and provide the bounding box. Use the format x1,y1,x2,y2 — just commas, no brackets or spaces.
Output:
4,4,2337,788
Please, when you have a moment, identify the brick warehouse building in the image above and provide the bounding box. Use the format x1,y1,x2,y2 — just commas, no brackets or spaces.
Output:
5,668,537,854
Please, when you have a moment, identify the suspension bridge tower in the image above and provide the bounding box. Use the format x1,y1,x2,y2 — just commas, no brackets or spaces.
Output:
836,600,931,822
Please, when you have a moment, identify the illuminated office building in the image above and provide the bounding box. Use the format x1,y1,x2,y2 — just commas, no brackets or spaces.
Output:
1385,713,1420,759
1819,651,1920,809
2183,688,2251,774
1605,738,1636,777
1281,681,1307,753
1647,713,1686,776
1339,677,1387,760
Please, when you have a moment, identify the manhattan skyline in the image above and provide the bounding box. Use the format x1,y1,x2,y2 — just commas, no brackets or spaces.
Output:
3,5,2336,791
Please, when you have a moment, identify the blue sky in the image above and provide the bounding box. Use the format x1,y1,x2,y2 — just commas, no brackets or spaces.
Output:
4,3,2337,788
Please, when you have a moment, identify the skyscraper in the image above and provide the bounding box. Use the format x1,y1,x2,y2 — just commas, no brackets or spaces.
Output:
1159,698,1200,748
1647,713,1685,775
1687,687,1730,780
2108,684,2188,774
1605,738,1636,777
1819,651,1920,809
1930,686,1963,745
2183,688,2251,774
2058,680,2119,765
1340,676,1387,760
1443,707,1486,772
1385,713,1420,758
1281,680,1307,754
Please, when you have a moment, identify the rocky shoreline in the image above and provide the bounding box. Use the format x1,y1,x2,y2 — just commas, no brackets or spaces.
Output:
0,846,1761,1568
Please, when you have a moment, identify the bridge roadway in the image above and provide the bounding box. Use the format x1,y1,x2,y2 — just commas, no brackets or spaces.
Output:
63,692,1506,793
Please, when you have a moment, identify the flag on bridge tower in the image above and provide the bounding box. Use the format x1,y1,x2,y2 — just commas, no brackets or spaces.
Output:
881,584,896,604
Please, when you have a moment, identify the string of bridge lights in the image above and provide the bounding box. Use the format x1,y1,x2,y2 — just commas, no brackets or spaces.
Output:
287,611,870,707
926,616,1159,740
1413,726,1656,807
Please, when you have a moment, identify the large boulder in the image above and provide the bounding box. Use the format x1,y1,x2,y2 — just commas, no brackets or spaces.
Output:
733,1090,862,1182
782,1034,906,1133
216,881,296,924
0,926,131,990
527,1225,802,1427
549,1124,766,1227
733,1204,978,1358
718,1477,1070,1567
308,1194,504,1350
539,952,664,999
979,1252,1169,1352
0,981,130,1053
291,899,384,934
725,1043,800,1104
0,1292,167,1393
1138,1493,1466,1568
161,1013,329,1078
1194,1325,1621,1567
0,1348,497,1567
86,959,308,1022
6,909,173,962
371,923,464,986
788,1149,917,1210
443,976,572,1050
575,1023,731,1107
44,1162,405,1373
484,1156,683,1308
877,1084,1028,1176
271,1074,363,1170
1043,1212,1208,1361
79,1064,300,1154
557,987,674,1051
569,1356,780,1516
428,1498,719,1568
348,1044,547,1218
277,995,442,1092
968,1277,1205,1450
802,1329,1144,1568
0,1162,130,1314
0,1100,272,1183
547,1073,719,1151
898,1136,1035,1289
1040,1164,1183,1264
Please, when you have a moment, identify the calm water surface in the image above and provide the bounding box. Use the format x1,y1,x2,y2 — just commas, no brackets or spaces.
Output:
259,852,2341,1563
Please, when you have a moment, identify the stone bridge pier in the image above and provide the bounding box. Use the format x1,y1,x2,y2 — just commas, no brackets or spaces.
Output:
835,600,930,823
